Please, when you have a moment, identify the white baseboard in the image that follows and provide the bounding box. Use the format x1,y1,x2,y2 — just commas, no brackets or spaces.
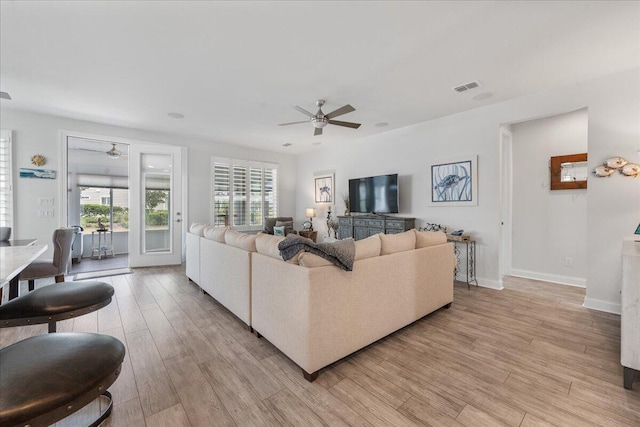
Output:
582,297,621,315
476,277,504,290
510,269,586,288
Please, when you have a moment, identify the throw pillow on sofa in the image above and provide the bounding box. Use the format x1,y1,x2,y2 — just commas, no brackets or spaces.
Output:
354,234,381,260
189,222,207,236
264,217,294,235
225,229,257,252
273,226,286,237
275,220,295,236
204,226,227,242
380,229,416,255
414,229,447,248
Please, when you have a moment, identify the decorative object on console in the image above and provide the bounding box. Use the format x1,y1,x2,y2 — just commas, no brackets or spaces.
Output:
620,163,639,177
314,173,333,203
30,154,46,166
341,193,350,216
305,208,316,231
428,155,478,206
419,223,448,233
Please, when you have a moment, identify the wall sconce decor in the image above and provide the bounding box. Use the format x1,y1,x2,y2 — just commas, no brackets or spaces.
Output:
593,156,639,178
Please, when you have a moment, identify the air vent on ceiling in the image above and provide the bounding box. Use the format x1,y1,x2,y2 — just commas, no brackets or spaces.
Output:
0,91,11,100
453,81,481,93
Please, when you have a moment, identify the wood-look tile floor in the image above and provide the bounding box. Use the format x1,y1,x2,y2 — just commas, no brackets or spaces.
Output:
2,268,639,426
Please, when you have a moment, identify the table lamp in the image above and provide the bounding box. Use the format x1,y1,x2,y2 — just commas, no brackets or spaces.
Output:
305,208,316,231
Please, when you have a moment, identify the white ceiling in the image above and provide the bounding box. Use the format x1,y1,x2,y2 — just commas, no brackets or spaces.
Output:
1,1,639,154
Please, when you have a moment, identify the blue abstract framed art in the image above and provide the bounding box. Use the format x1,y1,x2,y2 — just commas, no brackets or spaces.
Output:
428,155,478,206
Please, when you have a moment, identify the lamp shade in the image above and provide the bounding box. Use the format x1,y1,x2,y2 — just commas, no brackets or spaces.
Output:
305,208,316,218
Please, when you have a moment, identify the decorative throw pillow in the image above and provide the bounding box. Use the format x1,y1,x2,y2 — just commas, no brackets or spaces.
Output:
273,226,286,237
379,229,416,255
354,234,381,260
414,229,447,248
224,229,257,252
189,223,207,236
204,226,227,242
275,220,294,235
264,217,294,235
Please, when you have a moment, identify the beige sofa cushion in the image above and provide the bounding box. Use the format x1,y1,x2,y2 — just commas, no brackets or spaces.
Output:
354,235,381,260
256,233,301,264
225,229,257,252
204,226,227,242
380,230,416,255
414,229,447,248
189,222,207,236
255,233,284,258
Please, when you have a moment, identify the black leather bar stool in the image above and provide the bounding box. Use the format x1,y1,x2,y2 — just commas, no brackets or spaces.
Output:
0,281,114,333
0,332,125,427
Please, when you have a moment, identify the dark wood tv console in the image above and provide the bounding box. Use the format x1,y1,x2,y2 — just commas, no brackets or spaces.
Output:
337,215,415,241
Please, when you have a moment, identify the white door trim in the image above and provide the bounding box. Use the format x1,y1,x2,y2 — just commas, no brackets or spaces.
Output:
499,126,513,282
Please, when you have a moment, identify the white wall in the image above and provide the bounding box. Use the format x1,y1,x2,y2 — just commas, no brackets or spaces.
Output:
1,108,297,258
296,68,640,312
511,109,588,287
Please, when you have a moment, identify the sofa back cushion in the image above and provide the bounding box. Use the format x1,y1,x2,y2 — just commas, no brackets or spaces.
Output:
204,226,228,243
354,234,381,260
225,229,257,252
298,252,333,268
264,217,294,235
380,229,417,255
255,233,300,264
189,222,207,237
414,229,447,248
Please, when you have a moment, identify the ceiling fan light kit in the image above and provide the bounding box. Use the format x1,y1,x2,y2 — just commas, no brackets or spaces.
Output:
279,99,361,136
106,143,122,159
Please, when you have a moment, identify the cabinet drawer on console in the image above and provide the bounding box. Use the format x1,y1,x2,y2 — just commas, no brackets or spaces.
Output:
367,219,384,228
339,218,353,227
354,219,368,227
385,220,405,229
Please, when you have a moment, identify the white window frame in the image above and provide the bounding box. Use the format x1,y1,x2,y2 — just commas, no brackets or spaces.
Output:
0,129,13,229
211,157,278,230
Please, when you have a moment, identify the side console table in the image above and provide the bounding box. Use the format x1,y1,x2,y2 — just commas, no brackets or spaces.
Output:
446,234,478,290
337,215,415,241
91,229,114,260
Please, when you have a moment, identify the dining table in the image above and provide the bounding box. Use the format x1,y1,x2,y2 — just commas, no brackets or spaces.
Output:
0,239,46,302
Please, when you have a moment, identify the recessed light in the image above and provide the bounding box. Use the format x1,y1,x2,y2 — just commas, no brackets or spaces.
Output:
375,122,389,128
168,112,185,119
472,92,493,101
148,165,155,168
282,143,292,147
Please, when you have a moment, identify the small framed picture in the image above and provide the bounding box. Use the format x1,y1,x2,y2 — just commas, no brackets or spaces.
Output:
315,174,334,203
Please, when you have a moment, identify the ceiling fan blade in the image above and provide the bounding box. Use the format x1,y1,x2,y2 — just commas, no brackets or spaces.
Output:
278,121,309,126
328,120,361,129
325,104,355,119
293,105,315,118
314,127,323,136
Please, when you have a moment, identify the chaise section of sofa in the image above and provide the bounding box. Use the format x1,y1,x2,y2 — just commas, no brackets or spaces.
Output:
250,231,455,381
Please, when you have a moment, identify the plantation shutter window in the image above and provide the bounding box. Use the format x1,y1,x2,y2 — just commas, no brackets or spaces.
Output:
211,158,278,230
0,130,13,228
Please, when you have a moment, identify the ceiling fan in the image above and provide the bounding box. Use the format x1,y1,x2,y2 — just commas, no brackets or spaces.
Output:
72,143,127,159
278,99,361,136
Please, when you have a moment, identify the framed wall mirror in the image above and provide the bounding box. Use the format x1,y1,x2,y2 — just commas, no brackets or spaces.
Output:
550,153,588,190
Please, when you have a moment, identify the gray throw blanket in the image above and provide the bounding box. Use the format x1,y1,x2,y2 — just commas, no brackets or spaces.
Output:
278,234,355,271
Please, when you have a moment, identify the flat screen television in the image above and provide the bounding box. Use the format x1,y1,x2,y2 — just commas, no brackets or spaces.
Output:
348,173,399,214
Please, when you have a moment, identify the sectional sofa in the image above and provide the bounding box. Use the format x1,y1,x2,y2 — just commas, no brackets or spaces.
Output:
186,224,455,381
